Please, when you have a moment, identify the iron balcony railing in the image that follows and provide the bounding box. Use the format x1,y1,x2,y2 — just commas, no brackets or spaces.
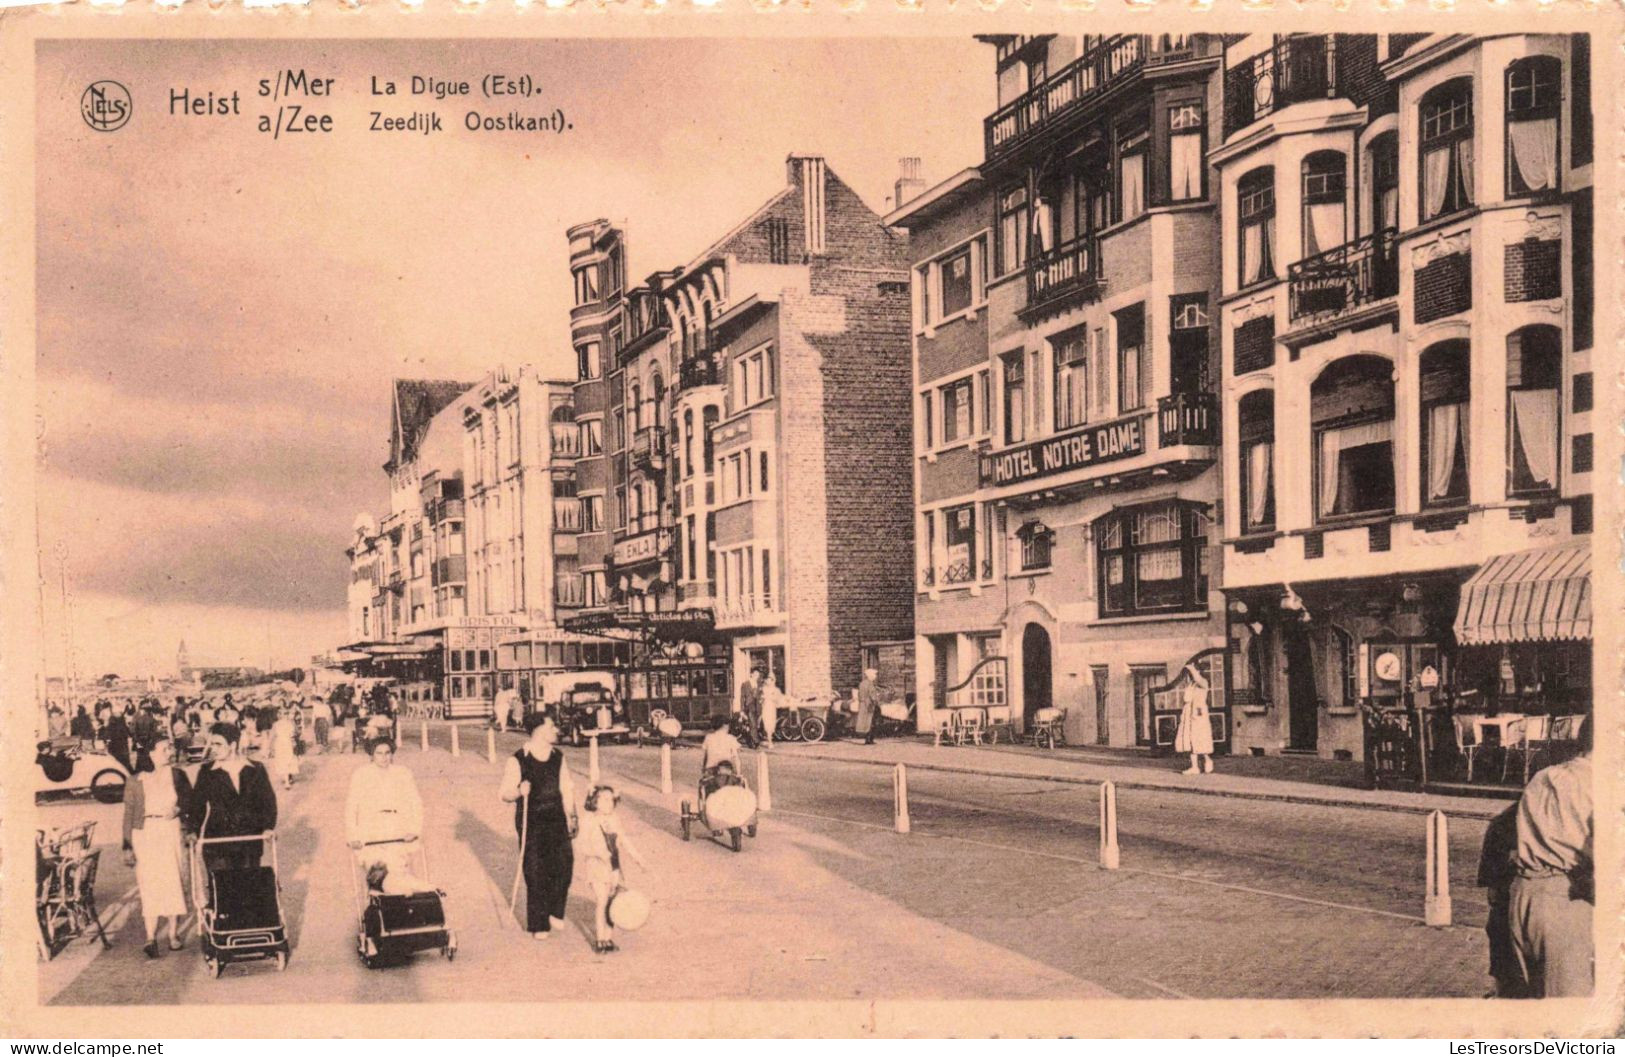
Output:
1224,35,1337,131
1028,235,1100,306
985,35,1202,161
679,355,719,391
631,426,667,471
1157,391,1220,447
1287,228,1399,324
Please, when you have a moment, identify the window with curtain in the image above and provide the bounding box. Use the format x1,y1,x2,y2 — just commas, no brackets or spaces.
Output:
627,382,642,432
940,245,974,316
702,407,718,473
1506,57,1562,197
1116,304,1147,412
1302,151,1347,258
1168,103,1205,202
1419,78,1474,222
1053,328,1089,430
1238,390,1275,533
1017,521,1053,571
682,410,694,477
1369,132,1399,234
997,186,1029,276
1095,501,1209,617
1118,116,1149,222
941,377,973,444
944,504,978,584
1507,325,1562,496
1238,167,1276,287
1003,352,1026,445
1312,356,1396,520
1420,340,1471,506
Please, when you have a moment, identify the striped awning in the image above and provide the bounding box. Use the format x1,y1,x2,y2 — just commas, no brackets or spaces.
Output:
1453,540,1592,645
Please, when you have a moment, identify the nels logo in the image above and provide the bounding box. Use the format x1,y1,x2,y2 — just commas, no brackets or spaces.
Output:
81,81,131,132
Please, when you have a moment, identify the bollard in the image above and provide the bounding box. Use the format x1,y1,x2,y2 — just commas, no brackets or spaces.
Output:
1098,780,1120,870
450,723,461,758
588,735,600,784
757,750,772,813
660,741,673,795
1424,810,1452,927
420,720,429,753
893,763,911,834
486,726,497,765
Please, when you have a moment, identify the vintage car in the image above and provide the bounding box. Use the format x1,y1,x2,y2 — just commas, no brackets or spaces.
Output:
34,738,129,804
537,671,628,746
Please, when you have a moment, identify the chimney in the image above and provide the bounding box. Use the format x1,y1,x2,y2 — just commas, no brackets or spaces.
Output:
895,157,925,209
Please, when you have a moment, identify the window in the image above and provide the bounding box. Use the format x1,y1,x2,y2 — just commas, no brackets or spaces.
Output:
1116,304,1147,413
996,186,1029,276
1302,151,1347,257
573,264,601,306
1312,356,1396,521
1168,102,1205,202
583,570,607,608
702,407,718,473
579,419,602,457
926,370,991,450
1238,390,1275,533
614,487,626,530
943,504,978,584
941,378,972,443
1053,329,1089,431
576,341,601,380
1017,521,1053,571
611,409,624,452
940,245,974,317
1420,341,1471,506
1118,116,1149,222
1369,132,1399,234
759,450,771,493
1506,57,1561,197
580,495,603,533
1419,78,1474,221
733,345,775,410
1507,325,1561,496
1002,352,1026,445
1096,501,1209,617
1237,167,1276,286
1170,294,1210,396
919,510,935,586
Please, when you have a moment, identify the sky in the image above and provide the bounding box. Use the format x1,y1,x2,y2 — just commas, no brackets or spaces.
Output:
34,36,992,677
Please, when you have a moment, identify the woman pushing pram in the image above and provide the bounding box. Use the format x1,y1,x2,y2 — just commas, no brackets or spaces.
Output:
345,738,429,894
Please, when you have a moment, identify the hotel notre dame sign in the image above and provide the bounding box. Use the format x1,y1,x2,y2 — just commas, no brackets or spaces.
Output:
979,416,1146,488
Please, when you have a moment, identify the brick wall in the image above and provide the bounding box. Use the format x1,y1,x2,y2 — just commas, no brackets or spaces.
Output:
1100,220,1153,293
919,447,983,505
1233,316,1276,375
1414,251,1472,324
1504,239,1562,303
775,298,835,695
919,314,991,383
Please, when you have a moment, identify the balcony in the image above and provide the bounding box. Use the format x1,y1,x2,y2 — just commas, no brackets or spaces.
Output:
678,355,718,391
431,555,466,587
985,35,1202,162
428,498,464,525
550,423,581,459
553,497,582,534
715,592,783,630
1157,392,1220,448
1222,35,1379,132
1287,229,1399,327
631,426,667,471
1026,235,1100,313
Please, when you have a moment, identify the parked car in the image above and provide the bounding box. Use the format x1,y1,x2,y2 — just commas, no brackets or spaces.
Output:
34,738,129,804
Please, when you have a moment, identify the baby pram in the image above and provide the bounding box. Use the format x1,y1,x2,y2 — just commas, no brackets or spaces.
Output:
679,761,759,853
347,838,456,968
190,831,290,977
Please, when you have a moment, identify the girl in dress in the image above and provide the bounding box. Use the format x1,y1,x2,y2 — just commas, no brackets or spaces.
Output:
121,737,192,957
577,784,652,954
269,708,299,790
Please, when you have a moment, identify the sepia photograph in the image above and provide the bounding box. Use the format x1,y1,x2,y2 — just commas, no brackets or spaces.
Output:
2,7,1617,1040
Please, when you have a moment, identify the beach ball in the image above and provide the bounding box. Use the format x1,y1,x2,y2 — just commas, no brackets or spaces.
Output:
608,888,651,931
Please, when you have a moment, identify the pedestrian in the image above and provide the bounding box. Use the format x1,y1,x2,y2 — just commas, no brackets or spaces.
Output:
499,714,579,939
760,676,784,748
121,736,192,958
494,685,521,732
46,704,67,739
170,713,192,758
104,710,134,774
1174,663,1214,775
740,669,764,744
700,713,742,777
346,738,429,893
71,704,94,744
268,708,299,790
1507,722,1592,997
310,696,332,753
185,723,278,872
855,667,882,746
578,784,652,954
1477,801,1526,998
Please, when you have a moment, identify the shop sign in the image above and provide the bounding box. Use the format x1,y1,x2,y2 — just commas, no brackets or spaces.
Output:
447,626,501,650
614,528,671,566
979,415,1146,488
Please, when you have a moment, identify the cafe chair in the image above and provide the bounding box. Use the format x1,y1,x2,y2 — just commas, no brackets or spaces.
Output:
1451,715,1481,783
1504,714,1552,784
931,711,956,748
982,705,1014,745
954,710,985,747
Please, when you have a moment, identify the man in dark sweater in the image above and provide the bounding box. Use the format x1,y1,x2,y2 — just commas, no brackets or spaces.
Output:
185,723,278,871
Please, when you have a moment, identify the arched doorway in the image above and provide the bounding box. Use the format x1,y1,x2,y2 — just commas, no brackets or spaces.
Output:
1022,624,1053,724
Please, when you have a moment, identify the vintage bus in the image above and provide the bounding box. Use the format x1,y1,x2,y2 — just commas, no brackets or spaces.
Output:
618,643,734,737
493,635,632,720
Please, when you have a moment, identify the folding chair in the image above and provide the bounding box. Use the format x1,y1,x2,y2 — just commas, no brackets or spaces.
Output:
1451,714,1481,783
1503,715,1552,783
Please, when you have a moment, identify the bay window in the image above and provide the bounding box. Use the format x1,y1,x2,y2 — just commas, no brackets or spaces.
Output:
1002,352,1026,445
1053,328,1089,431
1237,167,1276,287
1302,151,1347,257
1420,340,1471,507
1420,78,1474,222
996,186,1029,276
576,340,602,381
1238,390,1275,533
1117,116,1149,222
1168,102,1205,202
1312,356,1396,521
1507,325,1561,496
1096,501,1209,617
1506,57,1561,197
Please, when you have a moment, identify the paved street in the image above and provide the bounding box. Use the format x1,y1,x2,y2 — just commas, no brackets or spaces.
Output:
38,729,1493,1005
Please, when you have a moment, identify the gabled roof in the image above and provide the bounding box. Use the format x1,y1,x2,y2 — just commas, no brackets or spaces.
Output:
387,379,472,473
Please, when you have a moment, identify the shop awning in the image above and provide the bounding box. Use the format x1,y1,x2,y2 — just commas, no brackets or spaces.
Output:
1453,540,1591,645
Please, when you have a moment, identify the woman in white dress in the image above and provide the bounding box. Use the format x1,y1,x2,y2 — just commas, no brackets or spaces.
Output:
269,708,299,790
121,737,192,957
1174,663,1215,775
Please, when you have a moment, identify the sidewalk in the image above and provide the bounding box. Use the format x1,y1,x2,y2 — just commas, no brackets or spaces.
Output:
772,736,1513,820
